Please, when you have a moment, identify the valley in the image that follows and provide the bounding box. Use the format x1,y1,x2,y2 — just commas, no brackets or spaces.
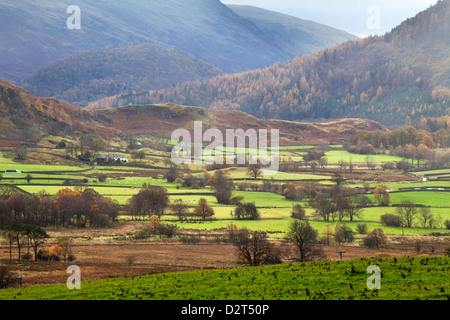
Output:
0,116,449,298
0,0,449,303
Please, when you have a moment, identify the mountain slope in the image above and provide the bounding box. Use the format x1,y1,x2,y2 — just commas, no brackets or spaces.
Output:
227,5,357,57
0,80,112,142
89,0,449,126
0,80,383,146
0,0,356,83
21,43,222,107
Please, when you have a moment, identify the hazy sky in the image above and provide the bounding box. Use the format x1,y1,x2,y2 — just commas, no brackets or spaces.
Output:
221,0,439,38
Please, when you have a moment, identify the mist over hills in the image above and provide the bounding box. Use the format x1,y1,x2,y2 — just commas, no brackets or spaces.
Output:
0,0,356,86
227,5,357,55
87,0,450,127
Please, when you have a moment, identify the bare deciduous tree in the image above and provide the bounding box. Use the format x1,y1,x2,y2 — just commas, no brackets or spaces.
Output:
232,229,276,266
396,200,418,228
286,220,323,262
171,199,190,221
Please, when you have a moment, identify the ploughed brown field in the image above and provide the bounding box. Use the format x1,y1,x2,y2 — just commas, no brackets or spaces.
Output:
1,222,448,288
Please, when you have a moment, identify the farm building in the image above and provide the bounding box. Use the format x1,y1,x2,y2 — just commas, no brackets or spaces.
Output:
95,155,129,163
4,169,22,174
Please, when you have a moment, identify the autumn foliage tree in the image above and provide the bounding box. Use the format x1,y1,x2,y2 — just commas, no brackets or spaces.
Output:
374,187,390,206
43,244,63,261
282,183,308,201
193,199,215,220
128,185,169,220
246,163,262,180
0,189,118,228
58,240,73,262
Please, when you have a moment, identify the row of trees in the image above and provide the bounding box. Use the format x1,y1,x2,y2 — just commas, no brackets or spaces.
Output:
127,183,262,222
348,119,450,170
282,181,372,222
2,221,48,263
352,126,439,151
381,201,446,230
0,188,119,228
127,183,219,222
282,181,448,230
230,219,388,266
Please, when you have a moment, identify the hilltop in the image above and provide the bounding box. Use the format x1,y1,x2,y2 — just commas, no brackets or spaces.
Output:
89,0,450,126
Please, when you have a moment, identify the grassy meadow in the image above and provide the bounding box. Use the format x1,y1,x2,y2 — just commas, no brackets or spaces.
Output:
0,257,448,300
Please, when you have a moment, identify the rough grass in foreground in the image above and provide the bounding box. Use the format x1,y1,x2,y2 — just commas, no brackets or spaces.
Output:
0,257,448,300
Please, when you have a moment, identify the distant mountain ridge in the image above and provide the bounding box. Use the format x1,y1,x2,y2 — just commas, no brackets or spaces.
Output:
87,0,449,127
0,0,356,84
227,5,357,56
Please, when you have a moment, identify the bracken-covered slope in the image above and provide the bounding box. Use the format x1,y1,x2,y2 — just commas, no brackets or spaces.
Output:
89,0,450,127
0,81,383,146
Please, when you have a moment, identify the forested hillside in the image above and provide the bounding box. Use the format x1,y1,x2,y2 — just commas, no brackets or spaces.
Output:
88,1,450,127
22,43,222,107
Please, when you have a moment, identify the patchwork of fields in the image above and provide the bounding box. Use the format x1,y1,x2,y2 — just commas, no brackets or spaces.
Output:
0,146,449,301
2,150,450,237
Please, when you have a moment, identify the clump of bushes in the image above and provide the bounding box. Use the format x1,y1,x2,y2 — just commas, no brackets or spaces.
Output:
0,267,17,289
97,174,108,182
230,194,245,206
356,223,368,234
444,220,450,230
380,213,402,227
291,204,306,220
363,228,387,249
233,202,260,220
134,216,178,239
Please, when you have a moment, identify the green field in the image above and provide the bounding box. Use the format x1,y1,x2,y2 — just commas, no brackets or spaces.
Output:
412,169,450,176
349,181,450,191
0,257,448,300
0,152,89,173
389,191,450,207
196,167,331,181
324,150,404,164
